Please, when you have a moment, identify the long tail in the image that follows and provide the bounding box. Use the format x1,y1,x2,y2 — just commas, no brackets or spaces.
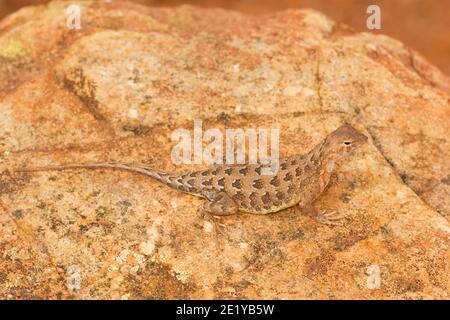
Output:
15,162,189,191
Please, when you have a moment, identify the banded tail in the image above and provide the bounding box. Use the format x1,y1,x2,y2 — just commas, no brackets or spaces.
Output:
15,162,199,195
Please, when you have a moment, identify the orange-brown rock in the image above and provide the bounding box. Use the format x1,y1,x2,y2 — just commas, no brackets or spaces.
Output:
0,1,449,299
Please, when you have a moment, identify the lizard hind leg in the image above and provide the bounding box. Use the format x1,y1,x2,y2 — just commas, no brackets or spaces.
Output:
197,191,239,235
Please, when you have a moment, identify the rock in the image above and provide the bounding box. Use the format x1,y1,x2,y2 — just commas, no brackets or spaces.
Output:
0,1,449,299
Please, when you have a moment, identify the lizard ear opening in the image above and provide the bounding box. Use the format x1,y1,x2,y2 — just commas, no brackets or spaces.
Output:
344,141,352,146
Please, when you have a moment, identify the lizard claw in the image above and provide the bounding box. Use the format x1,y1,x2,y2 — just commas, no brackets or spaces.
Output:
314,210,345,226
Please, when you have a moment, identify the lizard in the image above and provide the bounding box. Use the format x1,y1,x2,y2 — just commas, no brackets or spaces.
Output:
15,124,367,227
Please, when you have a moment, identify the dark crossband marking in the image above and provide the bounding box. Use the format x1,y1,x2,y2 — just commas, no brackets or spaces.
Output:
252,179,264,189
287,185,295,194
270,176,280,187
261,192,271,205
239,166,249,175
202,178,213,186
232,191,245,202
276,191,285,200
231,179,242,189
249,192,258,207
284,172,293,181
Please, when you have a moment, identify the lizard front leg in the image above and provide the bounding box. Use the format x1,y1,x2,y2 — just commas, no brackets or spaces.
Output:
295,183,343,226
297,163,344,225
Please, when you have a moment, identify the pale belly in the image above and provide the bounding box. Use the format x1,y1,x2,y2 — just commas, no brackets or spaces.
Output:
238,195,303,215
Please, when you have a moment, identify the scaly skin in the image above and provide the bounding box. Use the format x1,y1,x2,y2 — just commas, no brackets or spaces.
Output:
16,125,368,224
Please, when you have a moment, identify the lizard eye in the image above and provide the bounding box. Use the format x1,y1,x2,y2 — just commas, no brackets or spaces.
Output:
344,141,352,146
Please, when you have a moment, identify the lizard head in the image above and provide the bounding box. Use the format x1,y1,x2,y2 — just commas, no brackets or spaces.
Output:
321,124,368,162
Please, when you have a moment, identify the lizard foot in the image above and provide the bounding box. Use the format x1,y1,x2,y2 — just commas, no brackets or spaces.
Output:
298,203,344,226
197,207,226,236
314,210,344,226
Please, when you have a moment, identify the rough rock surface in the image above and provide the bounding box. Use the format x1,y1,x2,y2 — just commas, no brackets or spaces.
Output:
0,1,449,299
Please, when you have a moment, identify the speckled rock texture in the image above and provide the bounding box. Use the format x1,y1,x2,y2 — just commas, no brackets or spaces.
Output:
0,1,449,299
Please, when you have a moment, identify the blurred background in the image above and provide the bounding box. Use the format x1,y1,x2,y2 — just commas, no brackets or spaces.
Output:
0,0,449,75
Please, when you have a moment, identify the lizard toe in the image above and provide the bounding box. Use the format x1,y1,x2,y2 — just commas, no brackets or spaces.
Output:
315,210,345,225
